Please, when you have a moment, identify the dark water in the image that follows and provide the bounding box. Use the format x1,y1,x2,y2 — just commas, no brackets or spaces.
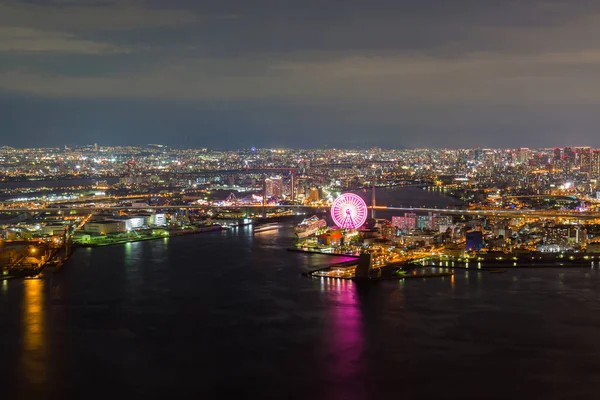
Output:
355,187,463,221
2,227,600,399
364,186,463,208
2,187,600,399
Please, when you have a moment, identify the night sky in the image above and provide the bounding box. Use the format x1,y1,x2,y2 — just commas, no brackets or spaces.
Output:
2,0,600,148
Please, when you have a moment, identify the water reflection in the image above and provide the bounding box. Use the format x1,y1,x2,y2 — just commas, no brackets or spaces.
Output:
124,242,144,295
322,278,366,399
20,278,47,386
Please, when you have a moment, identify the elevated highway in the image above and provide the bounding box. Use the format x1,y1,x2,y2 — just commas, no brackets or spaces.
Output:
1,204,599,219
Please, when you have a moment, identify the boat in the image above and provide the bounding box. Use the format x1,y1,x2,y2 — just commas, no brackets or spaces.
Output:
253,223,282,234
489,269,506,273
294,216,327,238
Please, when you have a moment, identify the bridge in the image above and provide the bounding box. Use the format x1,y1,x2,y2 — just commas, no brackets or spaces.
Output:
310,161,396,168
372,206,600,219
168,168,297,177
1,204,600,219
165,163,403,177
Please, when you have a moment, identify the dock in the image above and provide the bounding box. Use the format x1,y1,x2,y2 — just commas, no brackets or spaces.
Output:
287,247,360,258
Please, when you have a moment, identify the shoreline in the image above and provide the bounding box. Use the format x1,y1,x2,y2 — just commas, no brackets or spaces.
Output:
76,226,226,248
1,226,228,279
287,247,360,258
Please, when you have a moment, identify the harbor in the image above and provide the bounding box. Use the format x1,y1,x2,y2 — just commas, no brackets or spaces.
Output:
1,221,242,279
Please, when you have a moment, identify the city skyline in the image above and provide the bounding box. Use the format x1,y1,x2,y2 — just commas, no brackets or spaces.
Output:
5,3,600,398
5,143,600,151
4,1,600,148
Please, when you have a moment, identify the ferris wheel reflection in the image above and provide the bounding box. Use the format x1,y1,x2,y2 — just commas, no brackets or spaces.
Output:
320,278,367,399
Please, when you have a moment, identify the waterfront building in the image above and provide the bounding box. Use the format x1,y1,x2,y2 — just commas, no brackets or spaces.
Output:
120,217,146,231
466,231,484,251
149,213,167,226
542,225,586,249
84,221,126,235
317,230,342,246
41,223,69,236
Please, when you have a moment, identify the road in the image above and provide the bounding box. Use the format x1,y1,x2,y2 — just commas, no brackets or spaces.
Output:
2,203,600,219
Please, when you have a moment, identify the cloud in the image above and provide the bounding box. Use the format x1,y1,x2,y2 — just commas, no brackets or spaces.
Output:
0,27,129,54
4,0,600,148
3,47,600,106
3,1,600,110
0,1,200,31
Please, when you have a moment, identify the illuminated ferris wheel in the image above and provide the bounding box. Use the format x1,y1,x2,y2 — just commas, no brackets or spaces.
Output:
331,193,368,229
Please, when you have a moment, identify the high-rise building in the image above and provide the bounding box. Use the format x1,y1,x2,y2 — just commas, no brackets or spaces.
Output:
380,222,396,240
553,148,562,170
592,150,600,179
578,147,592,173
516,148,530,164
391,213,417,231
434,215,453,232
265,176,283,198
531,153,546,168
563,147,575,173
417,215,431,230
308,187,320,202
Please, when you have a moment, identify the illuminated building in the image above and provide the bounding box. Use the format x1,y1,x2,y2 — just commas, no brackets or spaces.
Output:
84,221,126,235
417,215,432,230
317,230,343,246
308,187,320,202
380,222,396,240
542,225,586,248
434,215,453,232
553,148,562,170
563,147,575,173
41,223,68,236
391,213,417,231
577,147,591,173
466,231,484,251
516,148,530,164
122,217,146,231
265,176,283,198
149,213,167,226
592,150,600,179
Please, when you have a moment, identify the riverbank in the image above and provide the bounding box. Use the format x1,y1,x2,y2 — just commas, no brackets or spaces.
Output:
1,225,229,279
77,225,226,248
305,263,456,282
287,247,360,257
304,251,600,283
427,262,596,269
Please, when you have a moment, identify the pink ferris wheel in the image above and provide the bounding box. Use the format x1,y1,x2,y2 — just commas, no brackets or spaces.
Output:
331,193,368,229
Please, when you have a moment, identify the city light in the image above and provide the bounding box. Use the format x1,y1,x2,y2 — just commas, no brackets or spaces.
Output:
2,145,600,281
